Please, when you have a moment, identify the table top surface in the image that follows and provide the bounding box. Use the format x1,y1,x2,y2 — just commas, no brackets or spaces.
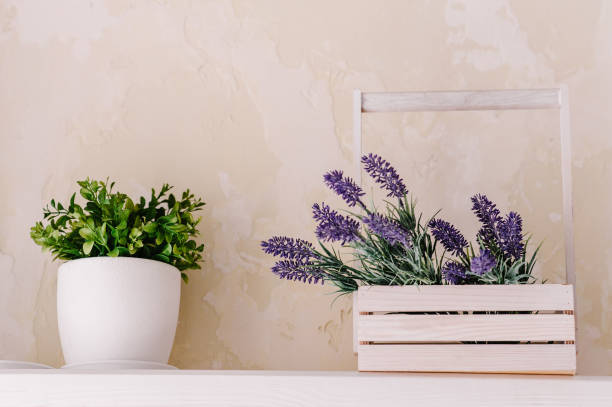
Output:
1,369,611,407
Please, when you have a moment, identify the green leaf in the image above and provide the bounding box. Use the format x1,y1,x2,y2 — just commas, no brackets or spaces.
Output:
143,222,157,233
166,224,187,233
56,215,69,227
108,248,120,257
129,227,142,239
83,240,94,255
168,194,176,209
161,243,172,257
79,228,95,240
80,188,94,200
153,254,170,263
181,272,189,284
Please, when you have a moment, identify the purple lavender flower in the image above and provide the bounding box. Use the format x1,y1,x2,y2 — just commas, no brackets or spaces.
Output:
497,211,524,259
271,260,324,284
361,154,408,198
312,203,360,244
471,194,502,244
470,249,496,275
323,170,365,208
261,237,315,262
428,218,468,256
443,261,468,284
363,213,410,247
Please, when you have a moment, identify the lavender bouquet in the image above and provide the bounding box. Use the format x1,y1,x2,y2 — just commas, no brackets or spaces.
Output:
261,154,539,293
429,194,540,285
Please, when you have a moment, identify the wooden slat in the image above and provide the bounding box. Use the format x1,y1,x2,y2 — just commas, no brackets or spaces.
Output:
361,89,561,112
353,89,363,186
358,314,575,342
357,285,574,312
559,85,576,289
358,344,576,374
352,292,359,354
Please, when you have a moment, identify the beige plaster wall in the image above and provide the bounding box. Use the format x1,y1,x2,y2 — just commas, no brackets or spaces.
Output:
0,0,610,374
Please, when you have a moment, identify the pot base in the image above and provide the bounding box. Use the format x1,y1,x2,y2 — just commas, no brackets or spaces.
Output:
61,360,178,370
0,360,53,369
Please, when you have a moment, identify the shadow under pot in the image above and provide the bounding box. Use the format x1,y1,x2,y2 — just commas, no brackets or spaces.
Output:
57,257,180,369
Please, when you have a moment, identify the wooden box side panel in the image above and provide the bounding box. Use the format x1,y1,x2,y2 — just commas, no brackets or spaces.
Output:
357,285,574,312
358,314,576,342
358,344,577,374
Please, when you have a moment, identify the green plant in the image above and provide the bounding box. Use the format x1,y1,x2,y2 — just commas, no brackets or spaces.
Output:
30,179,205,283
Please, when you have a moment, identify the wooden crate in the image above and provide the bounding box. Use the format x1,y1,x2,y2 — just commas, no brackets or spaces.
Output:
354,284,576,375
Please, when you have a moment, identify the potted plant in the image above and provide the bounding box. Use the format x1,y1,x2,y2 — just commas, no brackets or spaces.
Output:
31,179,205,368
261,154,575,374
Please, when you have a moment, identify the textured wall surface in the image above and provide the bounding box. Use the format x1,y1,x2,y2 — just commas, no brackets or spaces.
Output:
0,0,611,374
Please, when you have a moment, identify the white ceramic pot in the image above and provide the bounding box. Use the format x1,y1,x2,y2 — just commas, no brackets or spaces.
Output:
57,257,180,367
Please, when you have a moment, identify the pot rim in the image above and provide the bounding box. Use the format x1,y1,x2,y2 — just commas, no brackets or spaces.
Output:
57,256,180,273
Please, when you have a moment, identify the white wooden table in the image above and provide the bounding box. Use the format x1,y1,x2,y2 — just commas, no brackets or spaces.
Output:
0,370,611,407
